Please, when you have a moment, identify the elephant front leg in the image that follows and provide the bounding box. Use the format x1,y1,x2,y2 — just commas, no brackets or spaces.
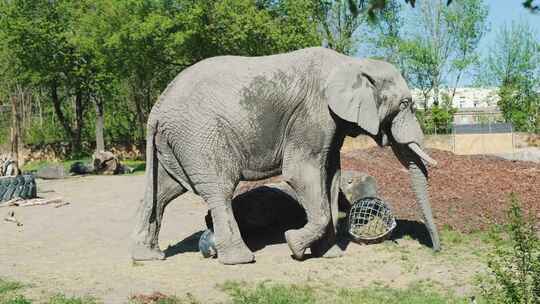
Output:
310,169,344,258
283,157,342,260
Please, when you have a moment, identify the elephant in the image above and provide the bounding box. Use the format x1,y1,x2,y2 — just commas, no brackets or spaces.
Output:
131,47,440,265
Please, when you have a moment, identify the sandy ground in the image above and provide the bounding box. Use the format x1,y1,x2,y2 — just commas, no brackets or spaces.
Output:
1,175,488,303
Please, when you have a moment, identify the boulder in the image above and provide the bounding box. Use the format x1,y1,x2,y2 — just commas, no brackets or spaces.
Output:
36,164,66,179
69,161,95,175
93,151,132,175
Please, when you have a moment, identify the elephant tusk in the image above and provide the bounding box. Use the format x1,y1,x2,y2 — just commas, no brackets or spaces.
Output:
408,143,438,167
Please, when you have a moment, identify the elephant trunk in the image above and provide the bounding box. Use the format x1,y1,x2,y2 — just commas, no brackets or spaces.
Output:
407,160,441,251
392,144,441,251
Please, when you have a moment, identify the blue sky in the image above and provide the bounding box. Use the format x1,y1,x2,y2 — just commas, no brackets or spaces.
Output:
480,1,540,59
467,1,540,85
358,1,540,87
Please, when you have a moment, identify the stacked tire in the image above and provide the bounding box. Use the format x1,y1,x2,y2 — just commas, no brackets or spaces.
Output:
0,175,37,202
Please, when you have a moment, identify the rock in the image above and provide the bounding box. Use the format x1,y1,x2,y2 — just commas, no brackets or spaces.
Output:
36,164,66,179
69,161,94,175
93,151,133,175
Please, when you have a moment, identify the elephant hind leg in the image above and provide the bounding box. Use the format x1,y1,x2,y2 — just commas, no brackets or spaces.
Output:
131,158,186,261
195,180,254,265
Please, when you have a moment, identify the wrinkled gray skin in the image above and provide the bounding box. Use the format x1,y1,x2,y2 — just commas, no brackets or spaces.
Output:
131,47,440,265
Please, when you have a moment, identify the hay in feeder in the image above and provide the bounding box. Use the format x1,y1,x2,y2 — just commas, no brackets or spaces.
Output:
348,197,396,241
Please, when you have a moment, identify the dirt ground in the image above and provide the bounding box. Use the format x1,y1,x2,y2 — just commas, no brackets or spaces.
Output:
1,172,491,303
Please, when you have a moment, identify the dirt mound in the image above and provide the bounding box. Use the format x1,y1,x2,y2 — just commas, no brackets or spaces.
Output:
341,147,540,232
237,147,539,233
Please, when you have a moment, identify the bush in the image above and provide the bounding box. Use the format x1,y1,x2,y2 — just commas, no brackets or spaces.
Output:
480,194,540,303
498,82,540,134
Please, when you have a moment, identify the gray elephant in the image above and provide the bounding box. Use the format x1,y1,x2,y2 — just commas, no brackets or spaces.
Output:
131,47,440,265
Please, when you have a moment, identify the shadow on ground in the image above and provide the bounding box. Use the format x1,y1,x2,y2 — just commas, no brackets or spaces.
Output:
165,231,204,257
164,186,433,259
390,219,433,247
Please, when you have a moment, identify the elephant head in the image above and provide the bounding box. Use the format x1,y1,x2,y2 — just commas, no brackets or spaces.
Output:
324,59,441,251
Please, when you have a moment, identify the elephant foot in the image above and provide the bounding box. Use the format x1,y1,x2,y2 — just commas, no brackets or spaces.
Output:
285,229,308,260
310,235,344,258
131,243,165,261
217,244,255,265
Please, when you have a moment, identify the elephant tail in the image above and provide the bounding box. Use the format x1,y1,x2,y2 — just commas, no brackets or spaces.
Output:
145,117,159,199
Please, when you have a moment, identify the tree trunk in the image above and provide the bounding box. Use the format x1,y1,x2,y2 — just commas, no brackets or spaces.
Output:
50,83,75,152
73,91,85,155
432,76,440,107
133,90,147,158
10,94,22,169
94,96,105,153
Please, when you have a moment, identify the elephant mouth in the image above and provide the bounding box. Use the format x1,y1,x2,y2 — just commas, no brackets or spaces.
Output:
408,143,438,166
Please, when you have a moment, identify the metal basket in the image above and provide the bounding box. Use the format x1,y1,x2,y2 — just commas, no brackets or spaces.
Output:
348,197,396,241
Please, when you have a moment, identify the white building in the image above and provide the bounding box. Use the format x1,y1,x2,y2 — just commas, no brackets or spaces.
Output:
411,87,503,125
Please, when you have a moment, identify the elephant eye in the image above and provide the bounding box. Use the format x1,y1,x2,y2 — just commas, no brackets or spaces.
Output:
399,98,412,110
399,100,408,110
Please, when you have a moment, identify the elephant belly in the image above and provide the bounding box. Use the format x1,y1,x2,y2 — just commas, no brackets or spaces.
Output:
240,167,282,181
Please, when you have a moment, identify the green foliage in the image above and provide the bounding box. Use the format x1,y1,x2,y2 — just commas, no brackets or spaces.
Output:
498,83,540,133
335,281,468,304
366,0,488,107
46,295,98,304
221,280,470,304
0,0,324,156
0,278,29,304
0,279,23,295
480,21,540,133
480,194,540,304
416,94,456,134
221,281,316,304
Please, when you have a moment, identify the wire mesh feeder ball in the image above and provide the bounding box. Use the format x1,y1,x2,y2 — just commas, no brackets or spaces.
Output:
348,197,397,241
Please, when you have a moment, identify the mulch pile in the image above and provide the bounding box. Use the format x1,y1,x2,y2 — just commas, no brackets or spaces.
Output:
341,147,539,232
237,147,539,233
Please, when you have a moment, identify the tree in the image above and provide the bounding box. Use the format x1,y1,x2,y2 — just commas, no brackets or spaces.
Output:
366,0,487,107
0,0,93,155
482,22,540,133
316,0,366,55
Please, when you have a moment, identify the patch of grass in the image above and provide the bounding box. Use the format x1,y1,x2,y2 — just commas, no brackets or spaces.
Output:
122,160,145,174
46,294,98,304
0,278,96,304
440,227,469,246
221,281,316,304
20,160,52,173
334,281,469,304
0,279,24,295
220,281,473,304
1,295,32,304
0,278,29,304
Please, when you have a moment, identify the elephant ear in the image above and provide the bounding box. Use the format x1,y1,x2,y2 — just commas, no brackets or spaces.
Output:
325,64,380,135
